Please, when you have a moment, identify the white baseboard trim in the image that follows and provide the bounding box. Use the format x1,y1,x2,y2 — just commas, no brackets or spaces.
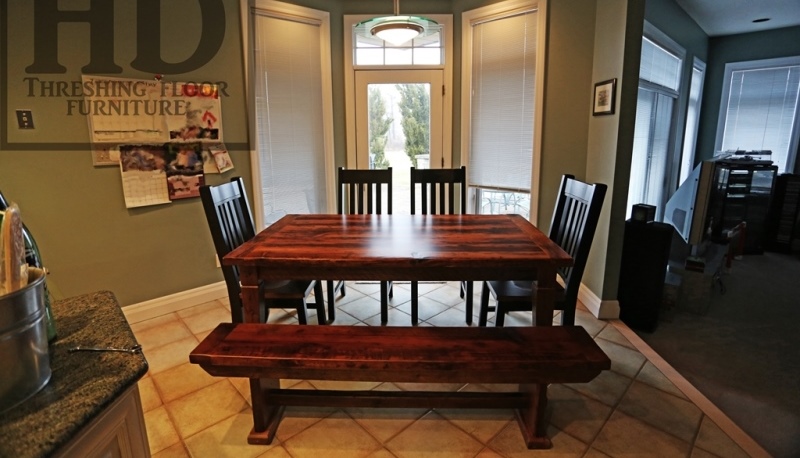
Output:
578,283,620,320
123,281,228,324
122,280,620,324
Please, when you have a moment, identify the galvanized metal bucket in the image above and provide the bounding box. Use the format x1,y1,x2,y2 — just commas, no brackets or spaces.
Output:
0,268,51,413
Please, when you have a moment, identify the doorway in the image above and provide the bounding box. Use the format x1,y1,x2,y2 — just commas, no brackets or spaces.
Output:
354,70,444,214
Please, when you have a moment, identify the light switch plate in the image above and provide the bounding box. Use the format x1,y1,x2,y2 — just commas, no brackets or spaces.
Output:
16,110,34,129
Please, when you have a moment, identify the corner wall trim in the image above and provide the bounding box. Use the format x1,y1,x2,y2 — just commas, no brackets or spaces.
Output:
122,281,228,324
579,283,620,320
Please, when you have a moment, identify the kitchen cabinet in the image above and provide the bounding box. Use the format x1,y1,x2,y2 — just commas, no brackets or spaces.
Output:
0,291,149,458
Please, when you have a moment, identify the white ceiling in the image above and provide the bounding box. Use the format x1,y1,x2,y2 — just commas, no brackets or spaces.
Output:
674,0,800,36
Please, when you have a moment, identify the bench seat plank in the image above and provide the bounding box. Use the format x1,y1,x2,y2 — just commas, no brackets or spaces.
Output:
190,323,609,384
190,323,610,449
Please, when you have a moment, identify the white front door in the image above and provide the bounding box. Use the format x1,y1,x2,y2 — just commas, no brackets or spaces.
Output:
354,70,444,214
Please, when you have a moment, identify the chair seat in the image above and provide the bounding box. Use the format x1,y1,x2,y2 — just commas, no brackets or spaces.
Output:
486,280,566,307
262,280,318,300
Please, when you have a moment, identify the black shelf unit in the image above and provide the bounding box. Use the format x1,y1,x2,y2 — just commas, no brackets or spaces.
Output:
766,173,800,253
707,161,777,254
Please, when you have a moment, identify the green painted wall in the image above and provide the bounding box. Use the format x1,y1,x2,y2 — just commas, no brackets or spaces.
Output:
583,0,645,308
538,0,596,226
645,0,707,62
2,0,646,312
1,0,251,305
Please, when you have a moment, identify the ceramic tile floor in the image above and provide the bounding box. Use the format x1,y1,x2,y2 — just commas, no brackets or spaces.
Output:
127,281,769,458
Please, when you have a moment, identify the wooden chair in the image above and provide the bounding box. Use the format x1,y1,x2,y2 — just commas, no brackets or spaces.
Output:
479,174,607,326
409,166,472,325
329,167,394,324
200,177,327,325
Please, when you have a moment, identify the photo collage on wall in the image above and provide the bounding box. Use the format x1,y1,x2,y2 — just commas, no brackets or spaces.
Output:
83,75,234,208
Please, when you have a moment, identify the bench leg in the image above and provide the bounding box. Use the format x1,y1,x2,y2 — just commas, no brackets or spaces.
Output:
247,378,285,445
514,383,552,449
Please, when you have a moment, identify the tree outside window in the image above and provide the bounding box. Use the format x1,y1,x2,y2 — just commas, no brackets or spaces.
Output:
397,84,430,167
368,86,392,169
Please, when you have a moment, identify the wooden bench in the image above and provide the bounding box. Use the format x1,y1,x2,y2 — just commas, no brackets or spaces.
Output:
189,323,611,449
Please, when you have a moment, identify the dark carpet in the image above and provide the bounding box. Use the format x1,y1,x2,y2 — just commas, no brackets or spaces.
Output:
635,251,800,458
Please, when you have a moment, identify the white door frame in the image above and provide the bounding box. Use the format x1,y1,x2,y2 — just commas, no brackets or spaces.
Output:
354,69,445,169
343,14,453,171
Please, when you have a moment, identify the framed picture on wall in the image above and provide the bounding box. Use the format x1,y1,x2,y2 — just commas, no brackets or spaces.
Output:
592,78,617,116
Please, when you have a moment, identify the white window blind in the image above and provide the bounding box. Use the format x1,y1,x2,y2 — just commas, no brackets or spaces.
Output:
720,62,800,172
254,10,327,224
627,25,683,218
467,10,537,192
639,37,681,92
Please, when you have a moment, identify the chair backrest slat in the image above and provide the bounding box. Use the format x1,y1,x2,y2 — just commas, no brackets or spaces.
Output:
548,174,607,305
200,177,257,323
338,167,393,215
410,166,467,215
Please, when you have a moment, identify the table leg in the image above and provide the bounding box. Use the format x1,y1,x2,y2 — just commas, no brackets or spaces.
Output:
239,268,262,325
534,266,556,327
238,267,275,440
380,282,389,324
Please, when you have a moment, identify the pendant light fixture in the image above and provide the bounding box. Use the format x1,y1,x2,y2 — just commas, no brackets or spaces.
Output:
360,0,438,46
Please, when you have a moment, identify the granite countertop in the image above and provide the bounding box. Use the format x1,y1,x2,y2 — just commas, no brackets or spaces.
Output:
0,291,148,458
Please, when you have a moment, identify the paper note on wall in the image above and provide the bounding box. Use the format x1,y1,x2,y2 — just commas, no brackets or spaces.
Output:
119,145,171,208
82,75,168,144
165,142,205,200
163,82,224,142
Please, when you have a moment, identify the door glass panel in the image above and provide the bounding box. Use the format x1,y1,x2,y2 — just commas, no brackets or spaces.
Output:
367,83,431,214
628,88,675,218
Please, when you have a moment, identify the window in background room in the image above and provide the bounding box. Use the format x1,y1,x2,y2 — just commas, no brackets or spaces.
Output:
715,56,800,173
627,23,685,219
462,0,543,221
249,1,334,226
679,58,706,185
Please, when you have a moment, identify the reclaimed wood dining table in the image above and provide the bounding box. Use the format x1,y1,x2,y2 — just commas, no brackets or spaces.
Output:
219,213,578,445
224,213,573,328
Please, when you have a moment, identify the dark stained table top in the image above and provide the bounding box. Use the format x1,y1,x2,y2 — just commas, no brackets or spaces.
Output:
224,214,572,282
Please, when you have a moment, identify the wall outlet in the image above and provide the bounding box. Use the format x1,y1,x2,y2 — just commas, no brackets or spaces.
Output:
16,110,35,129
